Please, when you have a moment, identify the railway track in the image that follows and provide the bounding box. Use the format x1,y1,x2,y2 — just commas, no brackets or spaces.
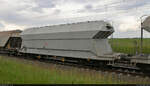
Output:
0,52,149,80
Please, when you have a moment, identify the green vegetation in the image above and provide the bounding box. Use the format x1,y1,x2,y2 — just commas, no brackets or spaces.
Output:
0,56,127,84
109,38,150,55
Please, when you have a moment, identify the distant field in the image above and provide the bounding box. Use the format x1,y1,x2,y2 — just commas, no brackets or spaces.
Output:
109,38,150,55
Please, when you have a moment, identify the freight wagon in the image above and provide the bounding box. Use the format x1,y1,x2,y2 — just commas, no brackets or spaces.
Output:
0,30,22,54
20,21,117,62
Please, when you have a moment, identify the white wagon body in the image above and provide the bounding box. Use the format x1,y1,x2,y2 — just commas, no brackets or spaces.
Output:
20,21,114,60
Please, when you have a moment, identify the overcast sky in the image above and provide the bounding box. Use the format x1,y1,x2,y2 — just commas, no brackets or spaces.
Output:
0,0,150,38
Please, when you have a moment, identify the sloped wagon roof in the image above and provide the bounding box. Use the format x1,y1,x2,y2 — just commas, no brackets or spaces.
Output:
0,30,22,48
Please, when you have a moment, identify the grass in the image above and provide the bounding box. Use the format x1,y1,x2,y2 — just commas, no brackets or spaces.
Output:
0,55,128,84
109,38,150,55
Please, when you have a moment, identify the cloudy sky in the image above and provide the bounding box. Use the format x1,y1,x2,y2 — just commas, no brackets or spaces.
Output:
0,0,150,38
